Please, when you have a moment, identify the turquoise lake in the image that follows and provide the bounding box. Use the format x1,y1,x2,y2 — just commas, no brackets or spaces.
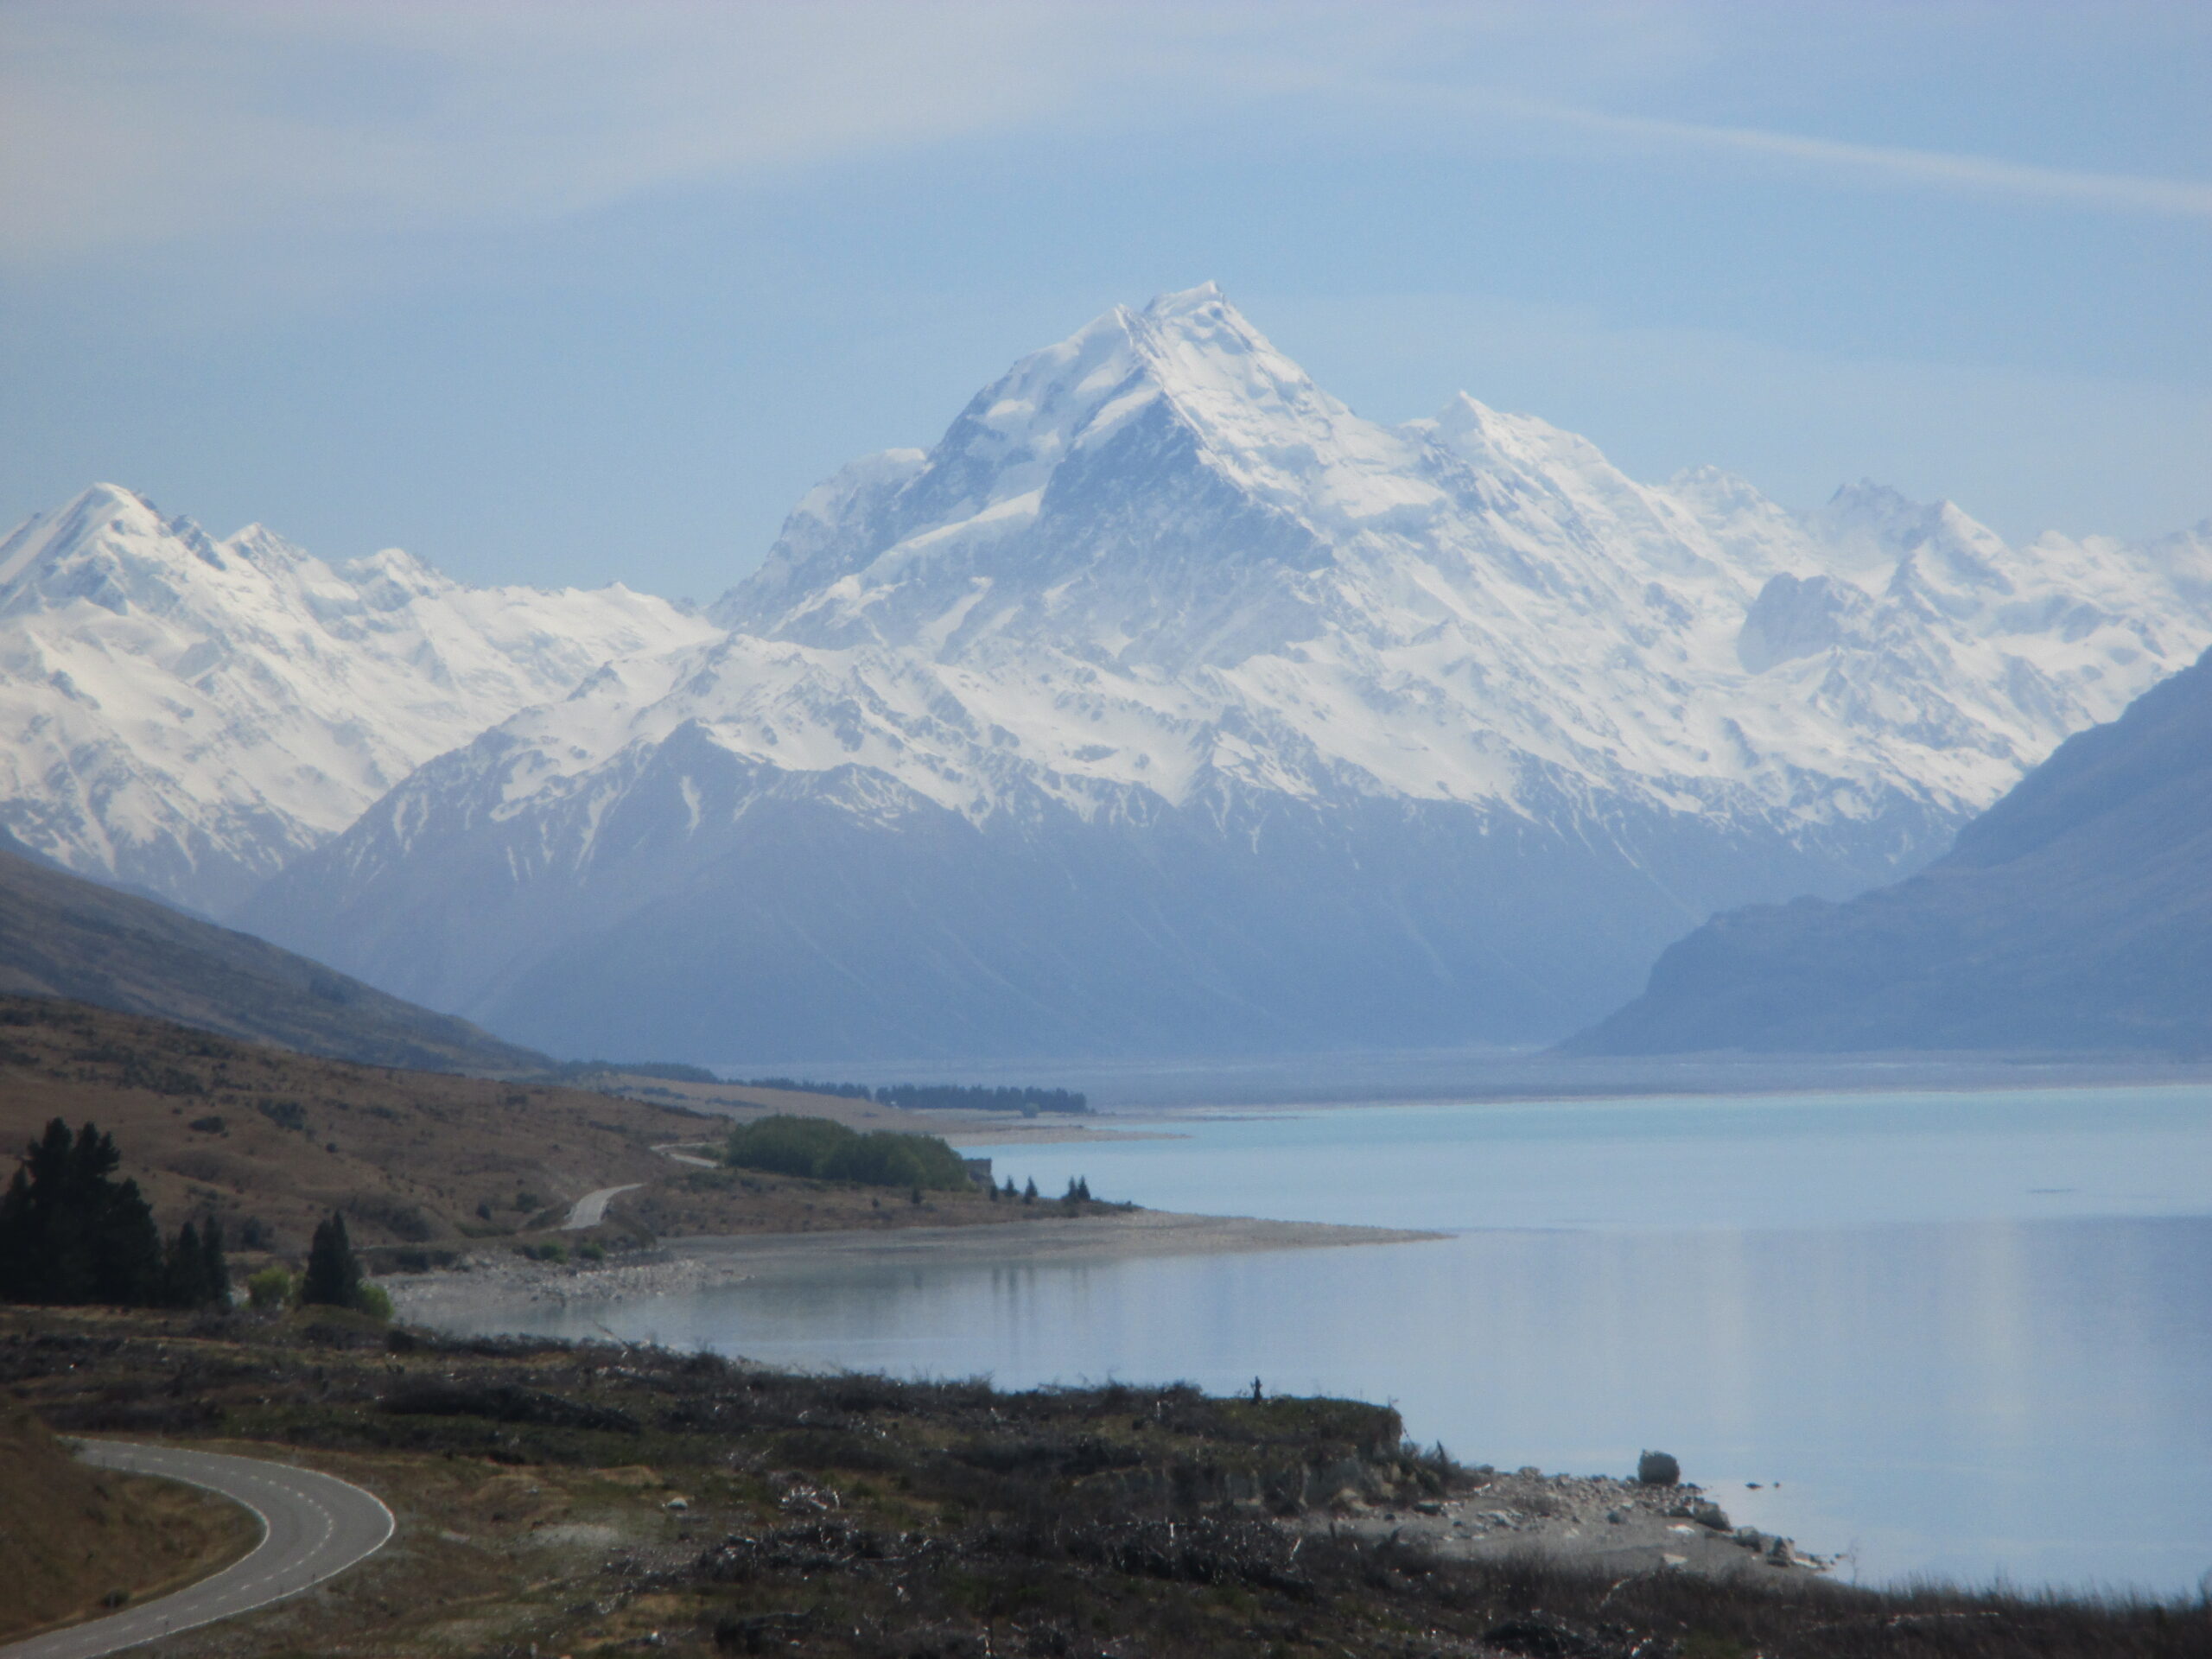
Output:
445,1084,2212,1596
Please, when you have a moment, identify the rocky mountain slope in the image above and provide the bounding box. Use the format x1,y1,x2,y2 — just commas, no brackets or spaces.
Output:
0,830,543,1072
1567,643,2212,1055
238,286,2212,1061
0,485,715,914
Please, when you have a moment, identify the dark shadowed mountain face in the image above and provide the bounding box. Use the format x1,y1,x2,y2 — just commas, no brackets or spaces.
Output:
0,835,544,1073
1567,646,2212,1057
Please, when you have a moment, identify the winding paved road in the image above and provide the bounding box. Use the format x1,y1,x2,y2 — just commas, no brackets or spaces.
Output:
562,1182,643,1230
1,1442,394,1659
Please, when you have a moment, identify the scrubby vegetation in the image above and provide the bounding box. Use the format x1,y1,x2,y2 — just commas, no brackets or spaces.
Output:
0,997,712,1259
1,1306,2203,1657
722,1115,975,1191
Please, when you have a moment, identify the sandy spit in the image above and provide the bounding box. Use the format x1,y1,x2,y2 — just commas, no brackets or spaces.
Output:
387,1210,1445,1325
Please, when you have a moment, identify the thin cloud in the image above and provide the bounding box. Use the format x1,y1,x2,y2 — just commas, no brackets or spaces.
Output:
1,1,2204,270
1517,99,2212,221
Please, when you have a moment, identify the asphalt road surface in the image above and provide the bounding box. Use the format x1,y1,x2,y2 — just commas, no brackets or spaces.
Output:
562,1182,643,1229
1,1441,394,1659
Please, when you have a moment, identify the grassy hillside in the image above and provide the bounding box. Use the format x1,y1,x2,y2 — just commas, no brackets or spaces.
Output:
4,1306,2200,1658
0,995,713,1255
0,839,543,1073
0,1407,258,1641
0,997,1068,1258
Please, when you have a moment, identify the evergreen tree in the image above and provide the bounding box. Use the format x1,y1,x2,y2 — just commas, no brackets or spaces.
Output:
0,1119,162,1306
199,1216,229,1308
162,1219,203,1307
157,1217,230,1308
299,1212,362,1310
1021,1178,1038,1204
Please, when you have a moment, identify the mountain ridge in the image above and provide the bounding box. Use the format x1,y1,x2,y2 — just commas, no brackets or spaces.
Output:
1563,641,2212,1057
0,831,544,1071
233,288,2212,1060
0,482,716,914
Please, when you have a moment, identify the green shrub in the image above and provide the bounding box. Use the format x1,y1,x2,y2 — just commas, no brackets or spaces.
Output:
245,1266,292,1310
355,1282,394,1322
822,1131,970,1190
722,1115,851,1179
576,1242,606,1263
724,1115,969,1191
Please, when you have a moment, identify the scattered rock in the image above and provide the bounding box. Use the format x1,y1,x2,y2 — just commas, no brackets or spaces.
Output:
1667,1497,1731,1531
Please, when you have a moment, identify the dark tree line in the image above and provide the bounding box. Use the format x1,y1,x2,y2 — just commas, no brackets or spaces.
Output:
0,1119,228,1308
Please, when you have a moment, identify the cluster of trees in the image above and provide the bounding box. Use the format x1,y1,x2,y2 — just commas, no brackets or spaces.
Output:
731,1078,1090,1115
0,1119,229,1308
296,1212,388,1316
992,1174,1096,1205
722,1116,974,1191
0,1117,390,1319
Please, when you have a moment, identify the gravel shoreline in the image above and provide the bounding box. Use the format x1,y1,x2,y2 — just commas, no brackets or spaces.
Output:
1310,1465,1831,1580
385,1210,1446,1326
379,1216,1834,1586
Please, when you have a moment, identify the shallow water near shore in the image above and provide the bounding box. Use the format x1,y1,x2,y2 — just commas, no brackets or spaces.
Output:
434,1084,2212,1597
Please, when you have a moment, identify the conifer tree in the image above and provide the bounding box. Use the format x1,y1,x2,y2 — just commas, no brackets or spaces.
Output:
162,1219,203,1307
199,1216,229,1308
0,1119,162,1306
157,1217,231,1308
299,1212,362,1310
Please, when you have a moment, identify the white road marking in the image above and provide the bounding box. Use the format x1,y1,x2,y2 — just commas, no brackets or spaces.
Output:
0,1442,394,1659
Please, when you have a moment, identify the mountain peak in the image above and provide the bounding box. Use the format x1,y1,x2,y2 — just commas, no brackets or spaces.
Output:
1141,280,1227,321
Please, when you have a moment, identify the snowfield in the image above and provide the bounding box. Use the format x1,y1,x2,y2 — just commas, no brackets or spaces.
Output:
0,486,716,912
10,285,2209,1056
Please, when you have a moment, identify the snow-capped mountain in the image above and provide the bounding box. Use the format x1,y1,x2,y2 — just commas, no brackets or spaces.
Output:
226,285,2212,1060
0,485,716,913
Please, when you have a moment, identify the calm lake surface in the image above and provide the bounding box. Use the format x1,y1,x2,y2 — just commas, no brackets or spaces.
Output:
448,1085,2212,1596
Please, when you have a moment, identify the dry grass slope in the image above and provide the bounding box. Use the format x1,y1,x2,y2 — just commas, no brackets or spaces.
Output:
0,995,709,1256
0,1408,258,1641
0,997,1101,1260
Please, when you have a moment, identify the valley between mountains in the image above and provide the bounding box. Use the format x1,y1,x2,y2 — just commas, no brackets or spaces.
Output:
8,285,2210,1062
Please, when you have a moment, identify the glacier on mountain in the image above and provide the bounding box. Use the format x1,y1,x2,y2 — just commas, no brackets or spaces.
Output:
0,485,716,913
231,285,2212,1061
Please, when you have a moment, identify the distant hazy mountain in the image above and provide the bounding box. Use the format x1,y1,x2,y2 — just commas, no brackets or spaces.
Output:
1567,641,2212,1056
0,831,543,1071
237,286,2212,1061
0,485,715,914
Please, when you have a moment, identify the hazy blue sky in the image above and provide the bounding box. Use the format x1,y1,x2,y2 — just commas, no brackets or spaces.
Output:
3,2,2207,598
